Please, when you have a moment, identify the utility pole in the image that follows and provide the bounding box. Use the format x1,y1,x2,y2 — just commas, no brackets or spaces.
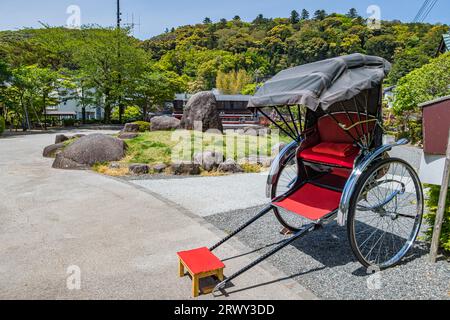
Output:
116,0,124,124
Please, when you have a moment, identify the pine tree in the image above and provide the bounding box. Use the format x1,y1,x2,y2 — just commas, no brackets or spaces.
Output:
347,8,359,19
301,9,310,20
313,10,327,20
203,17,212,24
290,10,300,24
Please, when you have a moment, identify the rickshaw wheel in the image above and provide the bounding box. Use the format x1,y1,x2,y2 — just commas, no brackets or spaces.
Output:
271,152,309,232
347,158,423,269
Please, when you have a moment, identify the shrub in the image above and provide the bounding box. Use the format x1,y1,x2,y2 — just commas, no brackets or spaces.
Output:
63,118,76,127
424,185,450,254
133,121,151,132
0,116,5,135
112,106,141,123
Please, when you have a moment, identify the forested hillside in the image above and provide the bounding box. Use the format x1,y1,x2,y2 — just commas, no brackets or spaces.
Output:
143,10,448,90
0,8,448,128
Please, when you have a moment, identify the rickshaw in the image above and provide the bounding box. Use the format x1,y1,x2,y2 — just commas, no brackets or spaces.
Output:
177,53,424,296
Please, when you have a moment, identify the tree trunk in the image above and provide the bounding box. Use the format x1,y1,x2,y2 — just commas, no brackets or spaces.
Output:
82,106,86,125
43,93,47,130
119,104,124,124
143,102,148,121
20,95,30,131
104,100,111,124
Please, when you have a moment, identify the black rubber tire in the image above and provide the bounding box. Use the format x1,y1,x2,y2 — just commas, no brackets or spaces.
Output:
347,158,423,269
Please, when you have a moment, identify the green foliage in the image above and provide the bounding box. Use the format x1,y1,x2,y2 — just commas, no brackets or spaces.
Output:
241,83,259,95
63,118,75,127
143,15,445,90
216,69,252,94
0,116,5,135
394,53,450,114
133,121,151,132
0,14,447,130
424,185,450,253
392,52,450,143
112,106,141,123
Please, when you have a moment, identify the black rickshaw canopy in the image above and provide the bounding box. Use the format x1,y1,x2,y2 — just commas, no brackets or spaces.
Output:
248,53,391,112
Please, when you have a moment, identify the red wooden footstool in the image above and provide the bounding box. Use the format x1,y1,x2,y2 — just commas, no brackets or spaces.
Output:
177,247,225,298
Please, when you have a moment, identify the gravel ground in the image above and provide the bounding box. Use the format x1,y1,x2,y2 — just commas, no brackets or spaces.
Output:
206,206,450,300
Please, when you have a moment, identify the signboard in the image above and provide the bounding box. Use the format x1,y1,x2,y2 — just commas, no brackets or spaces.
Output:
419,153,450,186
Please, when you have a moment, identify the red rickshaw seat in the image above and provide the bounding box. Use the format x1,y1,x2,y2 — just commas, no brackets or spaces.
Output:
273,183,342,220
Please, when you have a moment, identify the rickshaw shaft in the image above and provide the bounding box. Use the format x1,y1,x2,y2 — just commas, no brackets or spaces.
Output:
213,223,319,295
209,205,274,252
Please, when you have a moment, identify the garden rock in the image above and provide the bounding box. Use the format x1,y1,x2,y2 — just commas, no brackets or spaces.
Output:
218,159,244,173
52,134,126,169
55,134,69,144
118,132,139,140
151,116,180,131
245,154,273,168
123,123,140,133
171,162,201,175
193,151,224,171
43,143,65,158
52,153,87,170
129,164,150,175
152,163,167,173
180,91,223,132
109,162,122,169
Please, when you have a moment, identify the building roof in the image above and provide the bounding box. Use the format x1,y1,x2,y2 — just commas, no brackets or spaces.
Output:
418,95,450,108
438,33,450,54
45,110,77,116
175,93,252,102
443,34,450,52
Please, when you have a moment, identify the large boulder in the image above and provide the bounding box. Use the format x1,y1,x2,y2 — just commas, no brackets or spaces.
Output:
52,134,126,170
180,91,223,132
151,116,180,131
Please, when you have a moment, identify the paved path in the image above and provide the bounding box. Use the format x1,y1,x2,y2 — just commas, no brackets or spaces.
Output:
0,130,312,300
132,174,269,217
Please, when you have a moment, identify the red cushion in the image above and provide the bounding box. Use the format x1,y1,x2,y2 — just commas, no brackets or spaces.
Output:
177,247,225,275
312,142,359,158
273,184,342,220
300,147,358,169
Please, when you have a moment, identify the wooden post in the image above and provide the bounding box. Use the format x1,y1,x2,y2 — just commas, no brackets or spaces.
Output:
430,129,450,263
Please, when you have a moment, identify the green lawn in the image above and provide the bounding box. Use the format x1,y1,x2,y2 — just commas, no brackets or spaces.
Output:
122,130,291,166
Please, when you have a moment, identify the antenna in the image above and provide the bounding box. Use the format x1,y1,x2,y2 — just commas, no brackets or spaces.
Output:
123,12,141,35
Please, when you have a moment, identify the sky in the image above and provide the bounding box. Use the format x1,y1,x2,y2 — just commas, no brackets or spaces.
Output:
0,0,449,40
